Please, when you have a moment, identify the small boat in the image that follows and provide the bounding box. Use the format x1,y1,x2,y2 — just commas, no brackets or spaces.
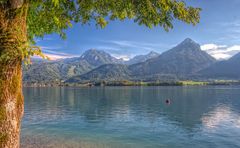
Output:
165,99,171,104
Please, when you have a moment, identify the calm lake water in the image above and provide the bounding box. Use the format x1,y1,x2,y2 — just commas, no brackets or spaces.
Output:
21,86,240,148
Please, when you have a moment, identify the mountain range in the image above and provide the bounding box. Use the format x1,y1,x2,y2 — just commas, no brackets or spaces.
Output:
23,38,240,83
23,49,122,82
129,38,216,78
199,52,240,79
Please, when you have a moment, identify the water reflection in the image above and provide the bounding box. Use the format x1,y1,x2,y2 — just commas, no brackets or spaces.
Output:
22,86,240,147
202,105,240,129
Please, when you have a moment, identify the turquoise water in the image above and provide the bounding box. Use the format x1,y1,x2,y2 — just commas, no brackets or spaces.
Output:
21,86,240,148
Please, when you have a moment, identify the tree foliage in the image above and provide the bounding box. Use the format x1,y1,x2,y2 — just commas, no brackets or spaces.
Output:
1,0,201,61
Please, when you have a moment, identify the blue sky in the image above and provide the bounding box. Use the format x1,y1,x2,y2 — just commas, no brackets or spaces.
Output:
36,0,240,60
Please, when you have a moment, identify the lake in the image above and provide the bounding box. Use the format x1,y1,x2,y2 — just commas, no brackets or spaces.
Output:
21,86,240,148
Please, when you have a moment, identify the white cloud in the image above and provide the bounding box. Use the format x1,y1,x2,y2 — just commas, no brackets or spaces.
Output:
40,46,61,50
111,54,130,61
32,47,77,60
101,40,169,52
201,44,240,60
227,45,240,52
104,40,159,52
33,53,76,60
212,21,240,43
211,53,232,60
201,44,227,51
44,54,74,60
105,40,166,50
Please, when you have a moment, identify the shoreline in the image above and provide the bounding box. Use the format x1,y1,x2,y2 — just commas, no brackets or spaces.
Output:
23,80,240,87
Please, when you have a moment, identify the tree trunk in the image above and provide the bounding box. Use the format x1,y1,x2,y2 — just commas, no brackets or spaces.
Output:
0,1,27,147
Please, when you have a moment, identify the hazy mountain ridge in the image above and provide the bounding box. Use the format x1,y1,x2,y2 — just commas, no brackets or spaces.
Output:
199,52,240,79
125,51,160,65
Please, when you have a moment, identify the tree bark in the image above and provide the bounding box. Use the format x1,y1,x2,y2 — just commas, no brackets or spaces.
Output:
0,1,27,147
